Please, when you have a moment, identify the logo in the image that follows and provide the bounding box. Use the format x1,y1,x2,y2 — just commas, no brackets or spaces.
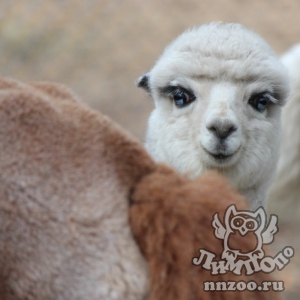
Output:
193,205,294,277
213,204,277,261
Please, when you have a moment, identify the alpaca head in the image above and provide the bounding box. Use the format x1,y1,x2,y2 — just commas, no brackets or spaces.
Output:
138,23,289,207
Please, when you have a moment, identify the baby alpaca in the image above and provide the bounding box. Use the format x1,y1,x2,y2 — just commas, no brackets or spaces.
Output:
0,77,153,300
130,167,282,300
138,23,289,208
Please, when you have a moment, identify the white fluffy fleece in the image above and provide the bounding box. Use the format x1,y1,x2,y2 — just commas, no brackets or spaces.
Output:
268,44,300,219
138,23,289,208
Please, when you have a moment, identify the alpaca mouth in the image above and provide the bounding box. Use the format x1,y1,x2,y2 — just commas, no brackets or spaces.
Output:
202,146,239,163
210,152,234,161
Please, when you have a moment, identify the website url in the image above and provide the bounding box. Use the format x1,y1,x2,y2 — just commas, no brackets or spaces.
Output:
204,281,284,292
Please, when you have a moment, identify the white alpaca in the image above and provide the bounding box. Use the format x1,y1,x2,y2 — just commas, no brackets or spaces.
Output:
137,23,289,208
268,44,300,220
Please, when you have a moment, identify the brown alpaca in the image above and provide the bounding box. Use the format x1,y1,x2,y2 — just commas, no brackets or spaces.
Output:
130,166,282,300
0,77,154,299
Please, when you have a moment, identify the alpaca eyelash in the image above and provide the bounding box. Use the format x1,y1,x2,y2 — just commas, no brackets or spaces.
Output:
266,92,276,102
160,85,195,98
266,93,278,104
250,91,275,103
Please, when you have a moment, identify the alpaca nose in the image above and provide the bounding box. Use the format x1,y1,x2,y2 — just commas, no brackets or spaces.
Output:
206,119,237,139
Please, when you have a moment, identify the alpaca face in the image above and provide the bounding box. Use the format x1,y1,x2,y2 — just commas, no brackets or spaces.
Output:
138,23,289,207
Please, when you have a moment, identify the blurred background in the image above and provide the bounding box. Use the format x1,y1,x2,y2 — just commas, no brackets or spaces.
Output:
1,0,300,140
0,0,299,299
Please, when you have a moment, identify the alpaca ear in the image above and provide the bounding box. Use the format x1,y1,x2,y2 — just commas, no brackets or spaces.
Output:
137,72,151,92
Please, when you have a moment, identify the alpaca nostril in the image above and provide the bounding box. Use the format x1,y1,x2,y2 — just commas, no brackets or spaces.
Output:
207,123,237,139
208,124,217,133
227,125,237,136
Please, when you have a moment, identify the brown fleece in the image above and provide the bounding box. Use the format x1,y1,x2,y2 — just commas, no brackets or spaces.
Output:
0,77,155,300
130,166,281,300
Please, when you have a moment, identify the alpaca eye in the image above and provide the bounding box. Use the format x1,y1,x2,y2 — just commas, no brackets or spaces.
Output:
248,93,270,112
173,90,195,108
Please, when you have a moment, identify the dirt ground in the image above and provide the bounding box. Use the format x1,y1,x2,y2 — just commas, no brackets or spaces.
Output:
0,1,299,299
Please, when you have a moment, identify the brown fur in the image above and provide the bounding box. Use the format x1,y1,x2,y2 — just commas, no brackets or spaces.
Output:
0,77,155,299
130,166,282,300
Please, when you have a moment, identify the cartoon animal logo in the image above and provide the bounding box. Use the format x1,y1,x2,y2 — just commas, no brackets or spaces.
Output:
212,205,278,261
